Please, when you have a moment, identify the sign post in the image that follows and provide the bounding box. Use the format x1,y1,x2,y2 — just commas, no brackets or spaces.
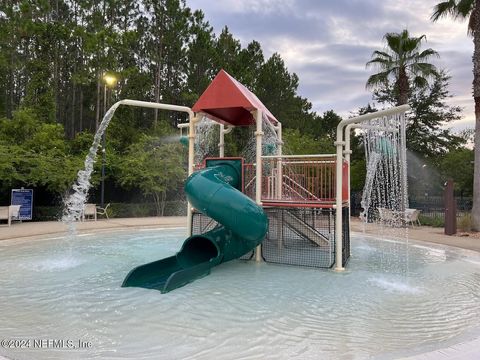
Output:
11,188,34,221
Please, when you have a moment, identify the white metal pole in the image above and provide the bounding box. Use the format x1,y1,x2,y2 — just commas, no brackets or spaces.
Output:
276,123,283,199
344,124,354,242
186,114,198,236
276,123,283,249
219,123,225,157
344,124,354,203
115,99,194,117
101,85,107,208
334,142,345,271
400,113,408,213
254,109,263,262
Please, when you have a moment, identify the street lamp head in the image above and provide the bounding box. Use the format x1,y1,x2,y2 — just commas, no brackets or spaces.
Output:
103,74,117,87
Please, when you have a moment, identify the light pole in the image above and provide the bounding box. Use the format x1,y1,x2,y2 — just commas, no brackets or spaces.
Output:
101,74,117,208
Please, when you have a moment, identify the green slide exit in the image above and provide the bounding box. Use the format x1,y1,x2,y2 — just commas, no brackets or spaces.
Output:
122,161,268,293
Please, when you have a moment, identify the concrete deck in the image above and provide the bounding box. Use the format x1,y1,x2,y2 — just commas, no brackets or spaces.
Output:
1,216,479,253
350,217,480,253
0,216,187,242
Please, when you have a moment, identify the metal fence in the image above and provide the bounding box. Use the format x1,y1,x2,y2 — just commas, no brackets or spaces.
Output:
408,196,472,219
350,191,472,220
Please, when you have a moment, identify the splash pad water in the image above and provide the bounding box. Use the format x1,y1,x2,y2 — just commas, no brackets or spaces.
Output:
0,229,479,359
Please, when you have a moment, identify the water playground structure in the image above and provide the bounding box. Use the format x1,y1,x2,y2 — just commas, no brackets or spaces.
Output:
108,70,409,293
113,70,408,292
119,70,409,292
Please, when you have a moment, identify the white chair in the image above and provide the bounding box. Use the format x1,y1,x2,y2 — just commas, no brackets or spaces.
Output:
82,203,97,221
0,205,21,226
405,208,421,226
96,203,110,219
378,207,395,224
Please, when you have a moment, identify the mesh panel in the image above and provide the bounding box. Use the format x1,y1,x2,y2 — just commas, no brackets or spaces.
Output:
192,212,218,234
191,207,350,268
262,208,335,268
191,212,254,260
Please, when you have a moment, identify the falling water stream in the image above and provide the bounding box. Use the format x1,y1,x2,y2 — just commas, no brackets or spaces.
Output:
61,104,120,237
194,116,218,164
359,111,410,275
240,113,279,164
360,152,381,223
359,112,408,226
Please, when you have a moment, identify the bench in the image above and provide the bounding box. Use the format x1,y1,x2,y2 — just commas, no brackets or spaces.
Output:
0,205,21,226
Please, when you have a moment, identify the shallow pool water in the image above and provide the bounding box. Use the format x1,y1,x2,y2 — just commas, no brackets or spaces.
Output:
0,229,479,360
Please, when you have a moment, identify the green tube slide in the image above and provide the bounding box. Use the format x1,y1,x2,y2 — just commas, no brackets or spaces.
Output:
122,161,268,293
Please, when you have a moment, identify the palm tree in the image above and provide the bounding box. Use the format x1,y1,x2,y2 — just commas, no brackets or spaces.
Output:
366,29,439,105
432,0,480,231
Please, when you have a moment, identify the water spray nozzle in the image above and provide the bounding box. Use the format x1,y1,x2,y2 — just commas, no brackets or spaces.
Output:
179,136,189,148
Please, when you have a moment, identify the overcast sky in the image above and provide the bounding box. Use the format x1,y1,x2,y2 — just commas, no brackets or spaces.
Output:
188,0,474,131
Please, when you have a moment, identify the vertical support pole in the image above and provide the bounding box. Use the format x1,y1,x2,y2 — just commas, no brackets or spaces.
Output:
334,136,345,271
101,85,107,208
276,123,283,249
276,123,283,199
344,125,353,236
254,109,263,262
186,114,197,236
101,135,106,208
399,113,408,213
219,123,225,158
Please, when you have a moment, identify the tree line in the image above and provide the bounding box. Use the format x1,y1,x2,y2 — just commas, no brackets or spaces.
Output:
0,0,326,214
0,0,321,135
0,0,475,222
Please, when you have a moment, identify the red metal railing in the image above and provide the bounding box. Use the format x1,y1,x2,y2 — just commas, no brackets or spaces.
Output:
197,155,348,207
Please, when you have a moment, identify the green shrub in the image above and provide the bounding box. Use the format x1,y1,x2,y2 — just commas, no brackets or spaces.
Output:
109,203,155,218
33,206,62,221
108,201,187,218
29,201,187,221
418,214,444,227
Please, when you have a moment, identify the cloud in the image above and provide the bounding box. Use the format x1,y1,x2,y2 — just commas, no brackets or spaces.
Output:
187,0,475,127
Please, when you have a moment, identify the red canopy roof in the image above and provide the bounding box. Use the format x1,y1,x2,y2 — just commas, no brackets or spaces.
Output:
192,69,278,126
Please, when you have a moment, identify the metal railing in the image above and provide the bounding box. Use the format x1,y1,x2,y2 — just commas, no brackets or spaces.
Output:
196,155,348,207
243,155,347,206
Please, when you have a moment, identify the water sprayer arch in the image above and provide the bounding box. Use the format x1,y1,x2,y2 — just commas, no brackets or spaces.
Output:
334,104,410,271
62,99,197,235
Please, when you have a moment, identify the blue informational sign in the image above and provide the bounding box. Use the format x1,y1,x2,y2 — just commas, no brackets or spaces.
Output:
11,188,33,221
